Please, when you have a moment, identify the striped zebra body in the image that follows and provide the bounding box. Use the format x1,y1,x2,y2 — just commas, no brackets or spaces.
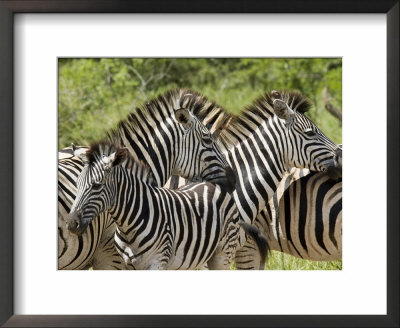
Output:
68,142,266,270
116,182,240,270
58,89,234,270
167,171,342,266
235,171,342,268
235,148,342,269
267,171,342,261
257,167,311,253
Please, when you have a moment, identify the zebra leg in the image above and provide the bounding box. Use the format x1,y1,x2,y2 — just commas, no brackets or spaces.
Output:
199,263,209,270
236,222,269,270
207,253,232,270
207,223,241,270
91,240,124,270
91,218,125,270
234,240,262,270
146,261,169,270
145,252,172,270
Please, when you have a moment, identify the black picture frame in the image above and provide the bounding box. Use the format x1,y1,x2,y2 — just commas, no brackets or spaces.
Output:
0,1,398,327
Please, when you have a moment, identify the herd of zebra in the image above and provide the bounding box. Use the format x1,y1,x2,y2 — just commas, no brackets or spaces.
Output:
58,88,342,270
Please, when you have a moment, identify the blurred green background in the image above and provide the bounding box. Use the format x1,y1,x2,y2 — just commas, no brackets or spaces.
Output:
58,58,342,149
58,58,342,270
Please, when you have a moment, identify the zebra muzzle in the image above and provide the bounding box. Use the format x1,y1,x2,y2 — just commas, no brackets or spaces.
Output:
327,147,342,180
66,211,87,236
320,156,342,180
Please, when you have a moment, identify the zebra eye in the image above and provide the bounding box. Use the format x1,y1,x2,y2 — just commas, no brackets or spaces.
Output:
304,129,316,137
92,183,103,190
203,137,213,147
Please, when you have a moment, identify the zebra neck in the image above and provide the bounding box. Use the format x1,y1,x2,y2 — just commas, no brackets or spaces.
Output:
108,124,174,187
110,178,163,262
108,170,150,235
227,121,289,223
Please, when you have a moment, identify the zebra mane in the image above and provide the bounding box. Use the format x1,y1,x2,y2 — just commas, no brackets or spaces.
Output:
218,90,313,148
86,140,114,165
107,88,228,141
125,152,156,185
86,140,155,184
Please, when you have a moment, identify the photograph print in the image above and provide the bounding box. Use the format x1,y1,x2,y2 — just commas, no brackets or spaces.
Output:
58,58,342,270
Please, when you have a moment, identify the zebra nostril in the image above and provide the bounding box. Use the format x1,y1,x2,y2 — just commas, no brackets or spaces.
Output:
66,218,84,235
67,220,77,231
66,211,82,233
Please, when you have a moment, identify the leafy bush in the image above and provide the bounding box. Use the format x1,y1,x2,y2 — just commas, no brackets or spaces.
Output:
58,58,342,148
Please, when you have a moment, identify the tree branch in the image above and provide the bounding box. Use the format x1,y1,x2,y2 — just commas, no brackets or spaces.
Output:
322,86,342,123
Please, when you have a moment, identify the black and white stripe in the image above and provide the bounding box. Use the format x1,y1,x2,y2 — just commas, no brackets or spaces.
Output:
217,91,338,225
268,171,342,261
67,142,267,270
58,90,234,270
163,90,341,269
235,171,342,268
236,149,342,268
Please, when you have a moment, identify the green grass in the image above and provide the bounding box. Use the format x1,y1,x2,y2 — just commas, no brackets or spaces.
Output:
229,251,342,270
265,251,342,270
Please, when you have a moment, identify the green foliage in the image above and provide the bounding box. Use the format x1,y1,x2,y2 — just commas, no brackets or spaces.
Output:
58,58,342,148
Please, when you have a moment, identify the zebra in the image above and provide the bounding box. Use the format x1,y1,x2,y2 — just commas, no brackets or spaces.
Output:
58,89,235,270
235,147,342,268
59,147,121,269
66,141,268,270
163,90,341,269
217,90,338,223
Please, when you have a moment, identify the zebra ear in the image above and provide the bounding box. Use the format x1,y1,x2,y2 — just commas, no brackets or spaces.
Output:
175,108,193,129
271,90,282,100
273,99,295,123
111,147,128,167
73,145,89,163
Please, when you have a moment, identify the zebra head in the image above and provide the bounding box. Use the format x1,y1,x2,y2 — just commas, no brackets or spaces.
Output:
67,142,141,235
271,91,339,173
108,90,235,193
173,106,235,193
